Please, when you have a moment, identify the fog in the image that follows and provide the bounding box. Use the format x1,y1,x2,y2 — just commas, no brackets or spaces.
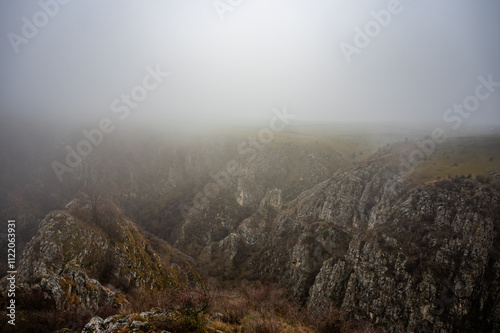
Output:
1,0,499,132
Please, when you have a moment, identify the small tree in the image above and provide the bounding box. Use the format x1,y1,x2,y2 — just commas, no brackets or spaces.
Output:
172,264,212,332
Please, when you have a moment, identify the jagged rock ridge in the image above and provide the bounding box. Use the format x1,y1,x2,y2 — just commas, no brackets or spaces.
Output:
185,146,500,332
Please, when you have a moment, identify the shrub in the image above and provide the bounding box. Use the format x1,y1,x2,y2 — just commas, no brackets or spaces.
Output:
310,302,382,333
243,318,281,333
321,229,329,240
218,297,248,324
313,304,346,333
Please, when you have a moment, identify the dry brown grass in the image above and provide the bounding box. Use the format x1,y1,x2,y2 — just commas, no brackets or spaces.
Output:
206,281,380,333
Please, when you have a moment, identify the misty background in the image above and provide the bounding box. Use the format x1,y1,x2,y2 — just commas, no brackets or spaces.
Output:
0,0,499,132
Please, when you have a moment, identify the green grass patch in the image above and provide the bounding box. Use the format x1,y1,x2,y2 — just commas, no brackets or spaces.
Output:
408,135,500,183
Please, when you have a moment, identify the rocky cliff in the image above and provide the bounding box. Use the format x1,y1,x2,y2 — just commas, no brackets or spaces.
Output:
0,199,194,331
151,133,371,260
3,128,500,332
185,144,500,332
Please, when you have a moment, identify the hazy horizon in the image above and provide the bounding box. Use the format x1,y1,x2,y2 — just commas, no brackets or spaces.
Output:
1,0,500,131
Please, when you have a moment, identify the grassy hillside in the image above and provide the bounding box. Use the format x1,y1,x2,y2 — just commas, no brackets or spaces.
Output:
407,135,500,183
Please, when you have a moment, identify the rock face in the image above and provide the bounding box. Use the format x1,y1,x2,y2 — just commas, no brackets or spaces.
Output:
182,146,500,332
16,211,125,311
108,133,362,259
82,308,173,333
5,130,500,332
306,176,500,332
12,206,183,313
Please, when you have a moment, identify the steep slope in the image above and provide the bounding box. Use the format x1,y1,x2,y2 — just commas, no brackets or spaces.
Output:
0,200,193,332
161,132,374,259
196,144,500,332
0,125,378,279
3,123,499,331
308,177,500,331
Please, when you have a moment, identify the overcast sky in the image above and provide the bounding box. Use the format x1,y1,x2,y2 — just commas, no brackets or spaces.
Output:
0,0,499,129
